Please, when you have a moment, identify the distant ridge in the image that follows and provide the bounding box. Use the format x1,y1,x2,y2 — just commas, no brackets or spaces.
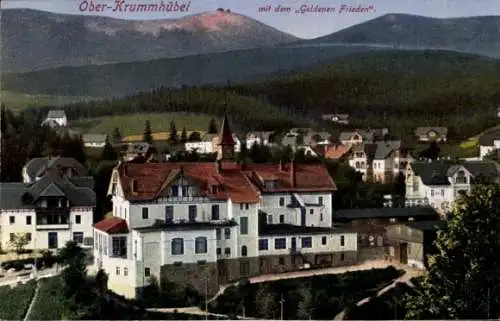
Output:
300,13,500,58
1,8,298,72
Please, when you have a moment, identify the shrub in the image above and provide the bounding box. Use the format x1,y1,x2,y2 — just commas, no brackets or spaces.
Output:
0,280,37,319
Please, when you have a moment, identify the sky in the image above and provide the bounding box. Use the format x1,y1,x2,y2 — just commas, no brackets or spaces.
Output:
2,0,500,38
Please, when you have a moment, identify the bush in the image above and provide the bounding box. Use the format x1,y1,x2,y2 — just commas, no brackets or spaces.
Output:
0,280,37,319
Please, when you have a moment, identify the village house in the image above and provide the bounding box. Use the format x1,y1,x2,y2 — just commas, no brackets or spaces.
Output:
334,207,440,261
322,114,349,125
41,110,68,128
414,127,448,142
82,133,108,148
478,129,500,159
93,117,357,299
347,141,410,182
401,160,500,214
185,134,217,154
123,142,152,161
323,144,351,161
0,158,95,251
386,220,446,269
338,128,389,146
245,131,274,149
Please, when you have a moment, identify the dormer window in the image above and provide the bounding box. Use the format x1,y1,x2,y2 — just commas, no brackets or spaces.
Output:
455,170,467,184
171,185,179,197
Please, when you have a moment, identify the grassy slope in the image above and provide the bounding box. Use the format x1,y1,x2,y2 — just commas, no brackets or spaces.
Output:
72,112,214,137
0,281,37,320
0,90,99,112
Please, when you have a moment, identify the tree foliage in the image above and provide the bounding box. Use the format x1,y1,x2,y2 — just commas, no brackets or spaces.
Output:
9,233,29,253
169,120,178,144
143,120,153,144
208,118,218,134
404,184,500,319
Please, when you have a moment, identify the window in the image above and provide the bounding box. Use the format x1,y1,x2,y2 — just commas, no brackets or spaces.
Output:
322,236,327,245
26,233,32,242
309,209,314,214
26,216,32,225
340,253,345,261
182,186,189,196
320,213,324,221
75,215,81,224
9,216,15,224
301,237,312,248
165,206,174,222
274,238,286,250
441,189,445,197
211,205,220,220
224,247,231,256
144,267,150,277
279,197,285,206
259,239,268,251
116,267,120,275
195,237,207,254
171,185,179,196
73,232,84,244
278,257,285,265
216,228,221,240
171,238,184,255
241,245,248,257
355,161,360,169
112,236,127,257
224,228,231,239
142,207,149,219
216,248,222,255
240,203,243,210
188,205,197,222
430,189,435,197
318,196,323,205
279,215,284,223
245,203,249,210
455,170,467,184
340,235,345,247
124,268,128,276
240,217,248,235
267,215,273,224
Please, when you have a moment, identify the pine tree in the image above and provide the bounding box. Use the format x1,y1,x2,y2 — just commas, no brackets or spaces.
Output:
180,126,188,144
143,120,153,144
169,120,178,144
208,118,218,134
112,127,122,144
100,141,118,161
404,184,500,319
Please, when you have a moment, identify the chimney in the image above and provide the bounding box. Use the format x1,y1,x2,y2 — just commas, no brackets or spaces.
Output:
290,160,296,188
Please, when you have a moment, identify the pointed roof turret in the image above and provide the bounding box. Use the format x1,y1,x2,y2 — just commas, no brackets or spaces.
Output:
219,114,235,147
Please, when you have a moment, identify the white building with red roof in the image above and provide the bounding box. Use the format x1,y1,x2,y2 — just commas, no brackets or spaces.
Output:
93,116,357,299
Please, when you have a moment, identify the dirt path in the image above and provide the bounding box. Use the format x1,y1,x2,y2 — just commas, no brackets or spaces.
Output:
23,281,40,321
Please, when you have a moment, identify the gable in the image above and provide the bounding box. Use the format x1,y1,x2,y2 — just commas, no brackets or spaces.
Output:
39,183,66,198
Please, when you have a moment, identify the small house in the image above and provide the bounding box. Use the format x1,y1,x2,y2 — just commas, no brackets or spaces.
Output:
414,127,448,142
41,110,68,128
82,134,108,148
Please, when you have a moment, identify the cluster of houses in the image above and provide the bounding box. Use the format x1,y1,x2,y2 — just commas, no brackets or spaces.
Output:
2,111,492,299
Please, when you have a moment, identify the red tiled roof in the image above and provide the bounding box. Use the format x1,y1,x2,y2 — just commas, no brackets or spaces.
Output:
115,161,336,203
94,217,129,234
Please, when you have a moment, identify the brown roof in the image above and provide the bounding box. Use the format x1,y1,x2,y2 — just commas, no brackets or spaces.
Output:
94,217,129,234
324,144,351,160
116,161,336,202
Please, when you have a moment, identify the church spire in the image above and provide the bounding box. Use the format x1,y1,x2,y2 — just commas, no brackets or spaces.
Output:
217,113,235,161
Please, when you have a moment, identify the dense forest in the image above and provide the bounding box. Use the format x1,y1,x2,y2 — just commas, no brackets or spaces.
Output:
19,50,500,140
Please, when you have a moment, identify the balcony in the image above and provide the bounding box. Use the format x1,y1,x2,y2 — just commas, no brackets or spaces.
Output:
36,224,70,230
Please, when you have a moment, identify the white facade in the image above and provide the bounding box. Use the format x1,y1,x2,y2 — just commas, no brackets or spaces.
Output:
185,141,214,154
479,140,500,159
95,168,356,299
41,116,68,127
84,141,106,148
0,207,93,250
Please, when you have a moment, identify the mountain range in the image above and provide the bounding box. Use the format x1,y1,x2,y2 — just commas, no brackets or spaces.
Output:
301,13,500,58
1,8,298,72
